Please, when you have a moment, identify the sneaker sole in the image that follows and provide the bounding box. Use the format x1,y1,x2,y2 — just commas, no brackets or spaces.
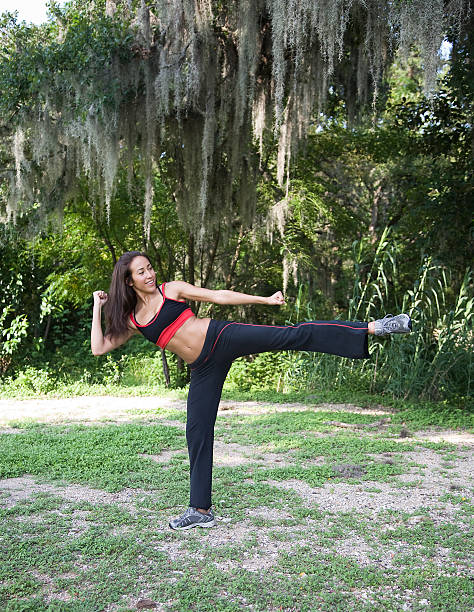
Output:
169,519,216,531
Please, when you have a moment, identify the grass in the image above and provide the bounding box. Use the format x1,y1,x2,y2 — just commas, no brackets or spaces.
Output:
0,395,473,611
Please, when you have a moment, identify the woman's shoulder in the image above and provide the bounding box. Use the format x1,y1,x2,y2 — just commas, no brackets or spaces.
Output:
163,280,187,299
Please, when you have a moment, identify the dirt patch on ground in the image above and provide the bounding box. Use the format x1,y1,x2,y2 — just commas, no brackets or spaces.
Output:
143,440,298,467
0,396,395,428
218,400,394,417
267,478,466,519
265,446,473,520
408,431,474,445
0,475,157,513
0,396,184,426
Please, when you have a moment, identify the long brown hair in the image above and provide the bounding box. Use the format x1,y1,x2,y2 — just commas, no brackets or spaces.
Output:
104,251,151,338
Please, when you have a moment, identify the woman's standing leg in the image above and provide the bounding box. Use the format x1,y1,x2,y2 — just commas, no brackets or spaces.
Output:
169,321,232,530
185,358,231,511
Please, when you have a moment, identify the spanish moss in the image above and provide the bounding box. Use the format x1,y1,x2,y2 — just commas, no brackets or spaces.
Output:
2,0,470,242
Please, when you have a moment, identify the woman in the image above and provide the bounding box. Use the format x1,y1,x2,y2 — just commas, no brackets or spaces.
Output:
91,251,411,530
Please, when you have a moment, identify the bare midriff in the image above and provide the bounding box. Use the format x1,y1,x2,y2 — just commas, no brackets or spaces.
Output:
164,316,211,364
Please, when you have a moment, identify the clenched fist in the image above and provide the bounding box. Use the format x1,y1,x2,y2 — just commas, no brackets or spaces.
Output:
267,291,285,306
93,290,109,307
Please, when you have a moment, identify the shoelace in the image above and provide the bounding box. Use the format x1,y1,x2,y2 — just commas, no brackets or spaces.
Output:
177,508,193,522
386,316,405,331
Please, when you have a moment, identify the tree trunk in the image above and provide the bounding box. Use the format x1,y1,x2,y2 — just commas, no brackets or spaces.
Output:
195,228,220,316
176,355,186,385
225,225,244,289
86,195,117,266
43,315,52,343
186,234,196,314
147,235,166,280
202,228,220,288
187,234,195,286
160,348,170,387
369,177,383,242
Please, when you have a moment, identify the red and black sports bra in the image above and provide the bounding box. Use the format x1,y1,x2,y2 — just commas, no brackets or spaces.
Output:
129,283,195,349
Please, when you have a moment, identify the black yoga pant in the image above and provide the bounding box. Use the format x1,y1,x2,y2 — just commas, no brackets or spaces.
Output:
186,318,369,509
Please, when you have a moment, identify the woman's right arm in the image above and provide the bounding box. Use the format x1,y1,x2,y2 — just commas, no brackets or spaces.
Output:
91,290,136,356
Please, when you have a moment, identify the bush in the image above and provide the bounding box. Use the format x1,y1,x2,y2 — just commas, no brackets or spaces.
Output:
4,366,57,396
225,351,300,392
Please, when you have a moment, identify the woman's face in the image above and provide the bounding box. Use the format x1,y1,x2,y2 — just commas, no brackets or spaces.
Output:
128,256,156,292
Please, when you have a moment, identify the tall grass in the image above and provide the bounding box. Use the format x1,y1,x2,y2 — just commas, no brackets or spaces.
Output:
287,231,472,404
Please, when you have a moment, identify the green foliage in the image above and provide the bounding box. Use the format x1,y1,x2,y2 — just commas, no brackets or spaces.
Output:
7,366,57,395
0,235,36,372
0,337,188,398
221,231,471,406
0,307,28,370
226,352,298,392
0,4,133,119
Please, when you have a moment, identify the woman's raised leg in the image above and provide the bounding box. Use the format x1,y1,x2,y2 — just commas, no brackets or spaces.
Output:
209,319,370,362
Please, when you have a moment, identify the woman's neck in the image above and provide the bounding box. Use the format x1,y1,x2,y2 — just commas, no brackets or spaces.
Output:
135,287,160,307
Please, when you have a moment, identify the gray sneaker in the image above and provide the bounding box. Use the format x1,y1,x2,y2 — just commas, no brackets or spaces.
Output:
374,314,412,336
169,507,215,530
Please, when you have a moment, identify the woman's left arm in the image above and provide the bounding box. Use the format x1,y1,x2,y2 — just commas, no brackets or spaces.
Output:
166,280,285,306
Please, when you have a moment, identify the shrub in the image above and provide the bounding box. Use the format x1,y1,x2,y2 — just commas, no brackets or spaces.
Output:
225,351,299,392
4,366,57,396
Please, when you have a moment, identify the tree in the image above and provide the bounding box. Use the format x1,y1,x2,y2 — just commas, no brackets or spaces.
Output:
1,0,470,243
